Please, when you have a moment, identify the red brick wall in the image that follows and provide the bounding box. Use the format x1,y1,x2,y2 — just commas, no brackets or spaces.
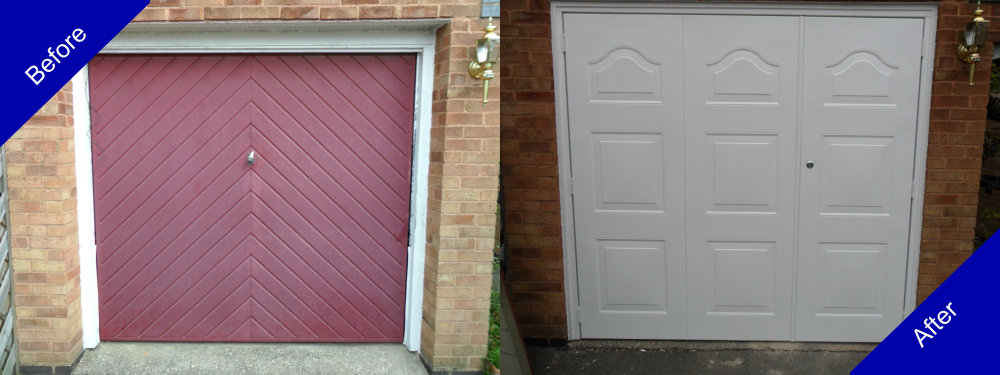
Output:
920,0,992,298
501,0,992,339
499,0,565,340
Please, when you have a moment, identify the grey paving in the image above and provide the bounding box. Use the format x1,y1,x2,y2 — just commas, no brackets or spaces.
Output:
73,342,428,375
528,341,873,375
499,281,531,375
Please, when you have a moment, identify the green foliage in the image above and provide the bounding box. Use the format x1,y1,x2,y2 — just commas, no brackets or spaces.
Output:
984,131,1000,162
975,207,1000,248
992,61,1000,94
483,261,501,374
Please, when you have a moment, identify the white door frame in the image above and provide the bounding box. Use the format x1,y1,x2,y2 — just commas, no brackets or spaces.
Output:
72,19,445,351
550,2,938,341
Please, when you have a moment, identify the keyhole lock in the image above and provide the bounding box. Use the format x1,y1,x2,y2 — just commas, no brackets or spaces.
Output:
806,161,814,169
248,150,255,166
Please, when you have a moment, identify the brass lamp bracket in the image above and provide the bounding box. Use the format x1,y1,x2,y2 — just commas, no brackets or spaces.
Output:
469,61,492,80
469,18,499,104
958,2,989,85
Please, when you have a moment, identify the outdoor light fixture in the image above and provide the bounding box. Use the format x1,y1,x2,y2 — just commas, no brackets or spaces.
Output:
469,17,499,104
958,1,990,86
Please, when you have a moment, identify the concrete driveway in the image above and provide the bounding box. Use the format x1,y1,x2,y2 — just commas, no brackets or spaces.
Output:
74,342,427,375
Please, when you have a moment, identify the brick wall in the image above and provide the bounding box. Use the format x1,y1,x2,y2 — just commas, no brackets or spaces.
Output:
919,0,992,299
498,0,563,340
501,0,992,340
420,16,502,372
9,1,499,373
8,83,83,367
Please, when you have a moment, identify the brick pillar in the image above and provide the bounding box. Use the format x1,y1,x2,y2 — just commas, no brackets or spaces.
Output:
917,0,994,302
7,83,84,369
499,0,567,340
421,16,501,373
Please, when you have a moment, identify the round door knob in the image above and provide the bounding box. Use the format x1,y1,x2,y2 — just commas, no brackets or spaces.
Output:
806,161,814,169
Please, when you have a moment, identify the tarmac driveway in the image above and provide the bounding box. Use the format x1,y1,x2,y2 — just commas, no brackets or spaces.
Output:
528,341,872,375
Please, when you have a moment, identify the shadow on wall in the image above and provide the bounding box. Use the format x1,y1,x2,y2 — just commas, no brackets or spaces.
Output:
976,60,1000,247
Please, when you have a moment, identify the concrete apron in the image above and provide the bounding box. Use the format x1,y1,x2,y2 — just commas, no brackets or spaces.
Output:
74,342,428,375
568,340,876,352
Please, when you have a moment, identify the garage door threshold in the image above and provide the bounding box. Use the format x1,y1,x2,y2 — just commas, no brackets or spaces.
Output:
566,340,876,353
73,342,427,375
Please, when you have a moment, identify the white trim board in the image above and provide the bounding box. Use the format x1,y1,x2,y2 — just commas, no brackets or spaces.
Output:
74,20,443,351
549,2,937,341
72,67,98,349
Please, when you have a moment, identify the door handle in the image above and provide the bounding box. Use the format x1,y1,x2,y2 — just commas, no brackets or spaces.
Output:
806,161,814,169
248,150,255,166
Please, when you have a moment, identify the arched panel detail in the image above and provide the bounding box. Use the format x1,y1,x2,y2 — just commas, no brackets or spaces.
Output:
706,48,780,105
828,50,896,98
824,50,898,107
588,47,663,103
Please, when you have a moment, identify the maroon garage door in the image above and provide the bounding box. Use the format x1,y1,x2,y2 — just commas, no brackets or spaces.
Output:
89,55,416,342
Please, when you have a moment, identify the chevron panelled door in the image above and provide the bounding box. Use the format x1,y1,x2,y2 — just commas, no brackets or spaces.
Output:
89,55,416,341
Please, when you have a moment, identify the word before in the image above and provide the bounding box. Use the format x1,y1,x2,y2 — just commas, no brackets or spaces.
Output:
25,28,87,85
914,302,957,349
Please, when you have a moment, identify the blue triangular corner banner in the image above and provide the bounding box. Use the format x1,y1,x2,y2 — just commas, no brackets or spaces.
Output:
853,234,1000,373
1,2,149,143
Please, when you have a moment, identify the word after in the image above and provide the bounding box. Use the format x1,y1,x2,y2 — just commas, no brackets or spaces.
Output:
914,302,957,349
25,28,87,85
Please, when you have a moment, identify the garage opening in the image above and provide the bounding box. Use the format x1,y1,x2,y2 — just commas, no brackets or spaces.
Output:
555,7,932,342
88,54,416,342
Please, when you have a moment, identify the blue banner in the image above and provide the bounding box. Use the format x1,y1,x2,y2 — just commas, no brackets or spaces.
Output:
1,2,148,143
853,236,1000,373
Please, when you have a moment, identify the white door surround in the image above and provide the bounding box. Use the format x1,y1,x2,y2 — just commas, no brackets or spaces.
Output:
550,2,937,341
73,19,444,351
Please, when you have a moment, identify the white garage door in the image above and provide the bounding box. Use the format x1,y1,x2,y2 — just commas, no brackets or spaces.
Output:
564,13,924,342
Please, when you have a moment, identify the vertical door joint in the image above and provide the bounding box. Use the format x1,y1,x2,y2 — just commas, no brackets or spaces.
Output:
912,179,922,199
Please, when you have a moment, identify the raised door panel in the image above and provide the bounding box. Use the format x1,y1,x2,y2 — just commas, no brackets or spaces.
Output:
564,13,687,339
706,135,779,214
589,48,664,103
599,240,669,311
821,136,895,215
683,15,799,340
796,17,923,342
706,241,777,314
592,133,665,211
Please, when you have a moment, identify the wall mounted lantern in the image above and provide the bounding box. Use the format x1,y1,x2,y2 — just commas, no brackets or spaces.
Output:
469,17,500,104
958,1,990,85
